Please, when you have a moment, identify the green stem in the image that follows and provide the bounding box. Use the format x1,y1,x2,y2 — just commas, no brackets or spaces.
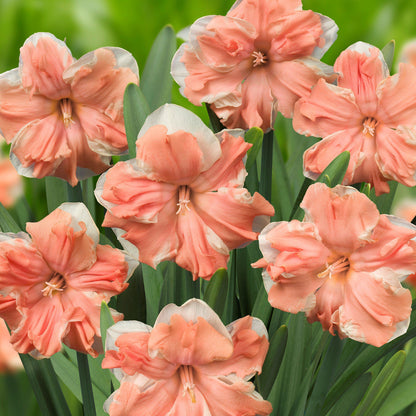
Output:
260,130,274,202
67,182,83,203
77,352,96,416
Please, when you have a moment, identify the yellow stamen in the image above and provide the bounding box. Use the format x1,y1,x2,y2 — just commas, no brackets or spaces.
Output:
41,272,66,297
318,256,349,279
362,117,378,137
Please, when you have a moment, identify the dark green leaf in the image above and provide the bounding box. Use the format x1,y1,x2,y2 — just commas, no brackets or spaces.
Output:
245,127,263,171
316,151,350,187
45,177,67,212
142,263,164,325
77,352,96,416
100,302,115,349
203,268,228,319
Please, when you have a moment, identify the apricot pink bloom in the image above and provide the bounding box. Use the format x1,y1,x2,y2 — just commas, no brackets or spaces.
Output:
293,42,416,196
171,0,338,131
0,203,138,358
0,156,22,207
95,104,274,280
252,183,416,347
398,39,416,67
102,298,272,416
0,32,139,186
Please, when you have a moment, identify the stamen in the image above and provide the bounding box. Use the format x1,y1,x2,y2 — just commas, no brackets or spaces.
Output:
252,51,268,67
176,186,191,215
59,98,74,128
362,117,378,137
318,256,349,279
179,365,196,403
41,272,66,297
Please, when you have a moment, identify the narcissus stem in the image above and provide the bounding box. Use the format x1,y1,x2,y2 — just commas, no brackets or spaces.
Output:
77,351,96,416
260,130,274,202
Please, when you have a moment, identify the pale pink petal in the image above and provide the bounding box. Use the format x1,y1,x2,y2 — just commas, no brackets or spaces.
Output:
26,207,97,276
334,42,388,115
173,43,250,106
0,295,21,330
0,158,22,207
0,69,54,142
191,130,250,192
103,201,178,269
268,58,335,118
199,316,269,379
64,47,139,119
339,271,411,346
193,187,274,250
149,314,234,366
293,78,362,138
398,40,416,67
301,183,380,254
63,319,101,357
0,318,22,372
351,214,416,275
377,63,416,126
97,160,177,223
19,33,74,99
374,124,416,186
136,125,204,185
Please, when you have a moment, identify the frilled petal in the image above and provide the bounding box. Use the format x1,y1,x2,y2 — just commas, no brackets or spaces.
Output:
0,318,22,372
293,78,362,138
193,187,274,250
267,58,335,118
148,314,234,366
191,130,249,192
375,125,416,186
301,183,380,254
351,215,416,275
335,42,388,115
339,271,411,346
26,206,97,276
0,158,22,208
97,160,177,223
175,207,229,280
0,295,21,329
64,47,139,122
19,33,74,99
0,69,54,142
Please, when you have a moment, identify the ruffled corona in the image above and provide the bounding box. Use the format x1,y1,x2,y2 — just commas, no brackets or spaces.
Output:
102,298,272,416
253,183,416,347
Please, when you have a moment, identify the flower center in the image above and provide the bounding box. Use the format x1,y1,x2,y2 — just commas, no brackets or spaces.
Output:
318,256,350,280
362,117,378,137
59,98,74,128
176,186,191,215
179,365,196,403
41,271,66,297
252,51,268,67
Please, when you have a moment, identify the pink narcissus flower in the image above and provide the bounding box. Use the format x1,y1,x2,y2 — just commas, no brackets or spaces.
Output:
0,156,22,207
95,104,274,280
0,203,138,358
0,32,139,186
398,39,416,67
252,183,416,347
102,298,272,416
171,0,338,131
293,41,416,196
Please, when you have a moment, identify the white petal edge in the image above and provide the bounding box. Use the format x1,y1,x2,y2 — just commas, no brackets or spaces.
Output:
312,14,339,59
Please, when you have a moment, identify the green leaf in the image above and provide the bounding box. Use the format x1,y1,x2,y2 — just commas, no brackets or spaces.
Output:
45,177,67,212
77,352,96,416
352,350,406,416
141,25,176,111
251,285,272,327
142,263,164,325
258,325,288,398
203,268,228,319
260,130,274,204
369,181,398,214
100,302,115,349
316,151,350,187
205,103,225,133
245,127,263,171
123,83,151,159
325,372,372,416
381,40,395,71
0,202,20,233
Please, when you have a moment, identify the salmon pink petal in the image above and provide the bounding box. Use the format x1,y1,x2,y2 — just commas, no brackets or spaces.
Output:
136,125,204,185
193,187,274,250
377,63,416,127
335,42,388,115
0,295,21,329
138,104,222,173
374,125,416,186
149,314,233,366
0,69,54,142
301,183,380,254
293,78,362,138
190,130,248,192
19,33,74,100
103,201,178,269
26,206,97,275
268,58,335,118
64,47,139,119
0,157,22,208
63,319,102,357
96,160,177,223
11,295,66,356
189,15,256,69
339,271,412,346
172,43,250,106
195,372,272,416
0,318,22,372
351,215,416,275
